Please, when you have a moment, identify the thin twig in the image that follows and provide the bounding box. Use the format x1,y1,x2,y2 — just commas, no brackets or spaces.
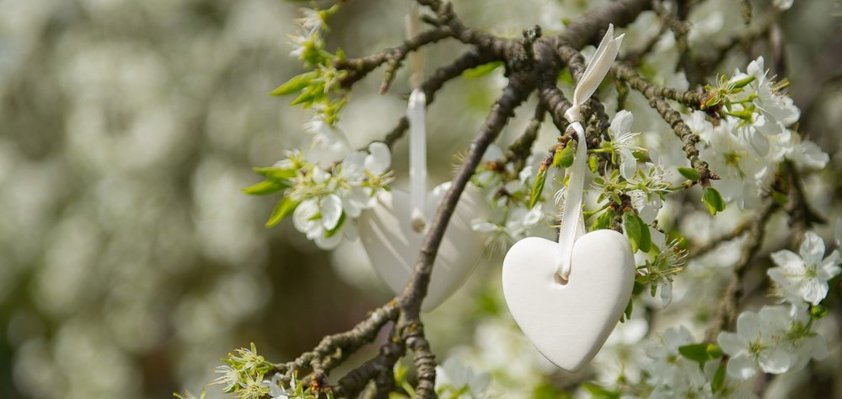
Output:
612,62,712,185
382,49,498,149
338,29,453,90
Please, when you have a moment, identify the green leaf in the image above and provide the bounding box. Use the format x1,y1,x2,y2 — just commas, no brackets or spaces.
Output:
588,154,599,173
271,71,317,96
582,383,620,399
702,187,726,215
265,197,299,228
678,343,711,363
253,166,297,181
552,141,575,168
621,297,633,322
590,209,613,231
678,342,723,364
623,212,651,253
242,179,287,195
290,88,321,106
678,167,701,181
462,61,503,78
711,361,727,393
529,168,547,209
706,343,723,359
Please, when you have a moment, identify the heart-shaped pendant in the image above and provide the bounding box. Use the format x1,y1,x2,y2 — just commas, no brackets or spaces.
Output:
502,231,635,371
501,24,633,371
358,184,486,311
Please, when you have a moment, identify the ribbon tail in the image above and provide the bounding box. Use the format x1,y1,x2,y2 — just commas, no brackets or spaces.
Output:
408,89,427,232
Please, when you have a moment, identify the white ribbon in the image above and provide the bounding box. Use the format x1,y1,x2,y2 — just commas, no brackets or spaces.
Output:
406,4,427,232
556,24,624,280
408,89,427,232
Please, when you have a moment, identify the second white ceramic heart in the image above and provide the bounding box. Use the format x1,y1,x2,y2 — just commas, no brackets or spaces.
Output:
502,229,635,371
358,183,486,311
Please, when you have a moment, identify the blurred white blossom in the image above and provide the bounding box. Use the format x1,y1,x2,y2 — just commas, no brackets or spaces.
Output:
768,231,841,305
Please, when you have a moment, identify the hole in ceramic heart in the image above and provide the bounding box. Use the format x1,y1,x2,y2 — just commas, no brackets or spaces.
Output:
553,272,569,286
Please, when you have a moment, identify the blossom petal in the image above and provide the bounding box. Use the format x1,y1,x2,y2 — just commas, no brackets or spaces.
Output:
341,151,367,180
365,142,391,174
770,250,802,272
799,278,827,306
726,355,757,380
293,199,319,234
610,110,633,136
818,251,841,280
758,347,792,374
314,230,342,250
320,194,343,230
799,232,825,266
619,149,637,180
717,332,746,356
736,311,762,339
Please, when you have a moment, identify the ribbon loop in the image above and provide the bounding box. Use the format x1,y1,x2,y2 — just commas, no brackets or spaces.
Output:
555,24,624,280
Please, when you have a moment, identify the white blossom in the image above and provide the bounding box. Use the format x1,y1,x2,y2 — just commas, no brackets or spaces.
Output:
696,115,766,208
292,196,344,249
784,303,830,371
212,364,239,392
642,326,696,387
262,374,290,399
304,119,351,168
609,110,640,180
435,358,490,398
717,307,793,379
768,231,841,305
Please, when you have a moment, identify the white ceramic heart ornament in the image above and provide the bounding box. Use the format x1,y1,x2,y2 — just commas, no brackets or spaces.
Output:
502,25,635,372
359,183,486,311
358,89,487,311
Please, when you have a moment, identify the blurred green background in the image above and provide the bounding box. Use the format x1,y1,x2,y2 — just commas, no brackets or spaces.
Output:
0,0,839,398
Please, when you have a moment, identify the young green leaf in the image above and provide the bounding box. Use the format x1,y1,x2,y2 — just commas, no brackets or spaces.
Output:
529,168,547,209
711,360,727,393
265,197,299,228
253,166,297,181
678,343,711,363
621,297,633,322
242,179,287,195
271,71,317,96
590,209,613,231
702,187,726,215
552,141,575,168
677,167,701,181
622,212,651,253
588,154,599,173
462,61,503,78
706,343,723,359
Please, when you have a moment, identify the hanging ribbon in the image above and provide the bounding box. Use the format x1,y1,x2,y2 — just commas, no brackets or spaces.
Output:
408,89,427,232
556,25,624,280
406,4,427,232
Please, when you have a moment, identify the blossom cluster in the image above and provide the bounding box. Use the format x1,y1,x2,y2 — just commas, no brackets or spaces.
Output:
245,119,392,249
691,57,828,208
635,229,840,397
470,144,557,247
209,344,320,399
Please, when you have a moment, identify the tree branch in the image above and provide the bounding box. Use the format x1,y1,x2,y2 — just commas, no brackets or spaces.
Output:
612,62,713,185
